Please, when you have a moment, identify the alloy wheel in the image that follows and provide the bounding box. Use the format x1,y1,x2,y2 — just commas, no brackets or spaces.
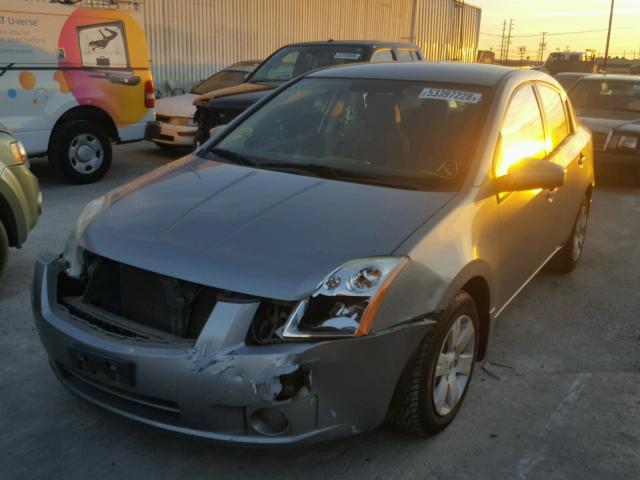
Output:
433,314,476,416
572,204,589,262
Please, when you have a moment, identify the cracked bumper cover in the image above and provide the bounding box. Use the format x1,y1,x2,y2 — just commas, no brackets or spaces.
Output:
32,253,428,445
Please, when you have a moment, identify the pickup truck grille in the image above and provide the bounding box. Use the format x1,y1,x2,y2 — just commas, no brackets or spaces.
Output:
591,131,609,151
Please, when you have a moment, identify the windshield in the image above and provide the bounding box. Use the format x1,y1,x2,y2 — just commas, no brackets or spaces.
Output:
249,45,368,83
191,69,251,95
203,77,490,191
570,79,640,112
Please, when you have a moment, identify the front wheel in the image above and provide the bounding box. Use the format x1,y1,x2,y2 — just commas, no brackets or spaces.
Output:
390,291,479,436
0,221,9,278
49,120,112,184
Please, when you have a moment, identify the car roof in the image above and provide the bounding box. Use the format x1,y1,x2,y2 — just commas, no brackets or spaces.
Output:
307,61,519,87
284,40,419,49
578,74,640,82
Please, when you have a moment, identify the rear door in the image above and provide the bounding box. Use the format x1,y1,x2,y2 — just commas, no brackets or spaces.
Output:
494,84,561,308
535,83,589,245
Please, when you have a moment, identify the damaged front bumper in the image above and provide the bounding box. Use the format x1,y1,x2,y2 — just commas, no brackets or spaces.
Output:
32,253,429,445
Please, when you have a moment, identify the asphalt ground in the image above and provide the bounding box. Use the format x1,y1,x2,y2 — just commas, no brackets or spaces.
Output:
1,143,639,480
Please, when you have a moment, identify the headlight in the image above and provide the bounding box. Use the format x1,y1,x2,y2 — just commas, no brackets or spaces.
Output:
617,135,638,150
168,116,195,126
63,197,107,277
282,257,409,339
8,141,27,165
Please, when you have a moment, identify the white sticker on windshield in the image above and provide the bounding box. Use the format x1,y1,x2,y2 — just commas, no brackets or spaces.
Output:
419,88,483,103
334,52,361,60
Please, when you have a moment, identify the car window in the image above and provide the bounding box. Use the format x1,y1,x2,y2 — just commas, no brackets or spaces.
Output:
250,46,368,82
191,70,249,95
397,50,413,62
208,78,490,191
496,86,546,177
537,85,570,151
371,49,394,63
570,79,640,112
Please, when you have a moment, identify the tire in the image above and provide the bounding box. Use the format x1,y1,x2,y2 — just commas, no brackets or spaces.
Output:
0,221,8,279
548,195,590,274
390,291,480,436
49,120,112,184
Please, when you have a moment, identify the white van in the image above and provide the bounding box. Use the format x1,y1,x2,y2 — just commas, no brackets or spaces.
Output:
0,0,155,183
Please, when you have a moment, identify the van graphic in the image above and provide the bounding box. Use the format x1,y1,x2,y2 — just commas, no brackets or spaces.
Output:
0,0,155,184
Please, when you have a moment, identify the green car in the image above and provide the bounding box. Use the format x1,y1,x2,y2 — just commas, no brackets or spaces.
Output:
0,123,41,277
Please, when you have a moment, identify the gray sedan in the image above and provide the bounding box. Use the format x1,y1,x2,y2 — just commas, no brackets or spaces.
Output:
32,62,594,445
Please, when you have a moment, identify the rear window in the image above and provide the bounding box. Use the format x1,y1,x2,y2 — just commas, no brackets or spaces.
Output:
250,45,368,82
191,70,249,95
570,79,640,112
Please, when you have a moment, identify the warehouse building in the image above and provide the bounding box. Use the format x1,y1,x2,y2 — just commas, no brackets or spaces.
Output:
33,0,481,95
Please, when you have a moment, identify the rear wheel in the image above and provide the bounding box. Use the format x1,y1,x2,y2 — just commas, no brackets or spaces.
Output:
390,291,479,436
549,195,590,273
0,221,8,278
49,120,112,184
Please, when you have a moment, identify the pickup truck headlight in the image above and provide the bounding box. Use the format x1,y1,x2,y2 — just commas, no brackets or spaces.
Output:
167,116,196,127
617,135,639,150
282,257,409,339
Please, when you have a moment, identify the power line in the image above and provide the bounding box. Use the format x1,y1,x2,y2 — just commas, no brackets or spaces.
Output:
480,25,636,38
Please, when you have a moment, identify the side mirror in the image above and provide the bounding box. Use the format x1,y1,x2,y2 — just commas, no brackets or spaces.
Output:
496,158,566,193
209,124,228,141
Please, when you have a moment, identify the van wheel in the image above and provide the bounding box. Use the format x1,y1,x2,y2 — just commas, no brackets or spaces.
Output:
390,291,479,436
0,221,8,278
49,120,112,184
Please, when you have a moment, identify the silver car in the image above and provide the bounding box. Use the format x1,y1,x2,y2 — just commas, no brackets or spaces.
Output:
33,62,594,445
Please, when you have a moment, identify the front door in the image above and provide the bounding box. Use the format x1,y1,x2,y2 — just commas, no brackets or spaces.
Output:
494,84,561,309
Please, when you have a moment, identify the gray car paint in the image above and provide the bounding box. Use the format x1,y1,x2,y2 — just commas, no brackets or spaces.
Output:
32,62,594,445
80,158,456,301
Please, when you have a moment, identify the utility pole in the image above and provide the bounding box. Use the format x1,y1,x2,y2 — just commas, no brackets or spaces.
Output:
603,0,615,72
518,46,527,64
538,32,547,63
499,20,507,63
505,19,514,63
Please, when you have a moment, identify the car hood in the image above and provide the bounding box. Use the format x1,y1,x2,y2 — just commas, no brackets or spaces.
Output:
155,94,199,118
80,157,455,301
577,109,640,132
193,82,274,107
208,90,272,112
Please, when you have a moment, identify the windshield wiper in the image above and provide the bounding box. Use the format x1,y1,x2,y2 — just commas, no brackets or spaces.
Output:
257,162,342,181
211,148,256,167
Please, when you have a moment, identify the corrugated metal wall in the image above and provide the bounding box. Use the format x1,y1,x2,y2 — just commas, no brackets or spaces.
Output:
26,0,481,92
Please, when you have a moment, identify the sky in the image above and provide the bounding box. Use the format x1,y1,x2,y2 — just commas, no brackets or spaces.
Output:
471,0,640,60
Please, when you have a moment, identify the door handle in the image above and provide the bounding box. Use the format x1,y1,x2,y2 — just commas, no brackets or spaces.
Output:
578,153,586,168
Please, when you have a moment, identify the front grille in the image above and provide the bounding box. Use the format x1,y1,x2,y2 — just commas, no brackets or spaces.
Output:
57,255,295,343
59,256,219,340
592,131,609,151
